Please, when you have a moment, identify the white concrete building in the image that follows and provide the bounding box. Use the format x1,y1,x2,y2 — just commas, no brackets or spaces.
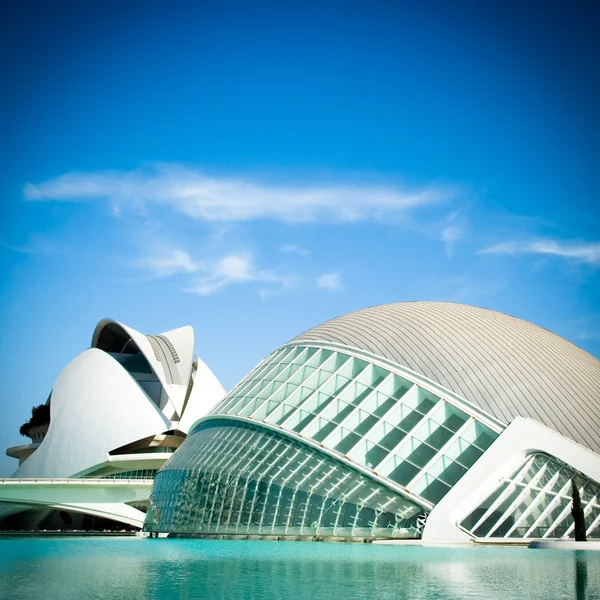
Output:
2,319,225,530
144,302,600,542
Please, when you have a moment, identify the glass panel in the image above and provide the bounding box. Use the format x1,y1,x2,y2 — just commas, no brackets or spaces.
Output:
454,442,483,468
334,431,362,455
205,343,509,515
364,444,390,469
312,420,338,442
461,483,508,531
442,403,469,432
372,396,397,418
417,475,451,504
144,420,424,539
586,505,600,538
422,421,455,450
471,423,498,451
379,426,407,451
461,453,600,540
388,460,420,486
436,457,468,487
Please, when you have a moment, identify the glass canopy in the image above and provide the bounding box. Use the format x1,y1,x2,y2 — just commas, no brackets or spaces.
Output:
461,453,600,539
144,420,425,539
210,345,499,505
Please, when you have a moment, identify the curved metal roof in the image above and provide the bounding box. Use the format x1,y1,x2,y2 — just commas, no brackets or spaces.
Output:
291,302,600,454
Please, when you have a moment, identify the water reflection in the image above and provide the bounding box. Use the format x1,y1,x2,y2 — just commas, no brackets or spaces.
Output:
575,551,588,600
1,538,599,600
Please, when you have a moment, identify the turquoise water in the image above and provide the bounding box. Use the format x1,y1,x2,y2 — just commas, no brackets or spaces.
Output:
0,538,599,600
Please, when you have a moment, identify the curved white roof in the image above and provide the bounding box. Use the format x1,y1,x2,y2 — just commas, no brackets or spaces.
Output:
292,301,600,454
14,348,171,478
12,318,225,478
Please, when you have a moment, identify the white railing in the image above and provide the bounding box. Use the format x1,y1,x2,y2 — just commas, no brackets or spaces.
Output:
0,478,154,485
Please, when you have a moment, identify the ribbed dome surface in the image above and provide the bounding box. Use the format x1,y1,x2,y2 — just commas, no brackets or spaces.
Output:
292,302,600,454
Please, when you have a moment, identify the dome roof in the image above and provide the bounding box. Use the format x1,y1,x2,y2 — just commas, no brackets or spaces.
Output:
292,301,600,454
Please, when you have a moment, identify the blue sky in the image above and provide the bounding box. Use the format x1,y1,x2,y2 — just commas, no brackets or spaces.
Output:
1,0,598,475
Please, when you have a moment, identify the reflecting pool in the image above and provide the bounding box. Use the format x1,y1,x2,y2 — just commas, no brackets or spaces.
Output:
0,538,599,600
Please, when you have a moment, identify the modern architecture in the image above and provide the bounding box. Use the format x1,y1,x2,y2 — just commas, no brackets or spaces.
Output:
144,302,600,542
2,319,225,530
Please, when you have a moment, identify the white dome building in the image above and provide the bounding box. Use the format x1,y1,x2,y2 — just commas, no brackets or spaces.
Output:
144,302,600,542
2,319,225,530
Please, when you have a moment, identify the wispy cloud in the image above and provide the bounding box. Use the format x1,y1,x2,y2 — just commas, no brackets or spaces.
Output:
317,272,343,291
279,243,310,256
182,253,296,296
185,254,256,295
440,226,463,257
24,164,456,224
445,276,505,303
6,235,68,256
566,314,600,342
479,238,600,265
136,248,199,278
437,211,466,258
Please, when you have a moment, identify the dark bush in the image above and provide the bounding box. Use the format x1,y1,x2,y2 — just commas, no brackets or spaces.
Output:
19,403,51,438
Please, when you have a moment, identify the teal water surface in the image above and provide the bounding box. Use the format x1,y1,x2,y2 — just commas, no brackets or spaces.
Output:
0,537,598,600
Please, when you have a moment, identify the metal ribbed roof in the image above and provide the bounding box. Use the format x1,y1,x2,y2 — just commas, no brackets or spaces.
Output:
291,302,600,454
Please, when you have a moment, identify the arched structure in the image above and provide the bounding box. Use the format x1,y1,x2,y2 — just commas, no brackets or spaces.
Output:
291,302,600,453
145,302,600,543
4,319,225,530
0,478,152,529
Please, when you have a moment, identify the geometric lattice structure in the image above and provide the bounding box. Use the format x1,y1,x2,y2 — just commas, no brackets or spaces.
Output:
146,421,424,538
461,454,600,539
97,469,159,479
144,302,600,542
210,347,499,505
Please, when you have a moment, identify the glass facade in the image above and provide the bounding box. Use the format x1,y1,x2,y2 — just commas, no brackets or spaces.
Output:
90,469,158,479
210,345,499,505
144,421,425,538
141,341,600,542
461,453,600,539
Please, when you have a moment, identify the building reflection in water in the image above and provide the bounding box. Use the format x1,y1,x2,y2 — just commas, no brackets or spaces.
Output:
575,551,588,600
2,539,600,600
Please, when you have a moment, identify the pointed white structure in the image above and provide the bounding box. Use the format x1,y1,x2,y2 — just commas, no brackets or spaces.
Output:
3,319,225,530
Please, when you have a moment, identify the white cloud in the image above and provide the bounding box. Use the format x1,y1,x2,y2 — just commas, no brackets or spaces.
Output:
479,239,600,265
137,248,199,278
441,226,463,258
445,276,505,303
479,241,521,256
566,314,600,342
279,243,310,256
24,164,456,224
317,272,343,291
184,253,293,296
437,211,466,258
185,254,256,295
6,235,67,256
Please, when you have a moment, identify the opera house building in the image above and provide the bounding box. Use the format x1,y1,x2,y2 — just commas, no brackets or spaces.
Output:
143,302,600,543
2,319,224,530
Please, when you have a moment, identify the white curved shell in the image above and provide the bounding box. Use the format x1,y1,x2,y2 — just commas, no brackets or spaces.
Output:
14,348,170,478
91,319,200,419
159,325,196,388
292,301,600,453
177,357,226,433
6,317,224,530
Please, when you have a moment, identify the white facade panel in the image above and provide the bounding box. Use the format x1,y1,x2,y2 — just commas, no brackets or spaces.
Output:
422,417,600,542
6,317,224,530
177,357,226,433
14,348,170,479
